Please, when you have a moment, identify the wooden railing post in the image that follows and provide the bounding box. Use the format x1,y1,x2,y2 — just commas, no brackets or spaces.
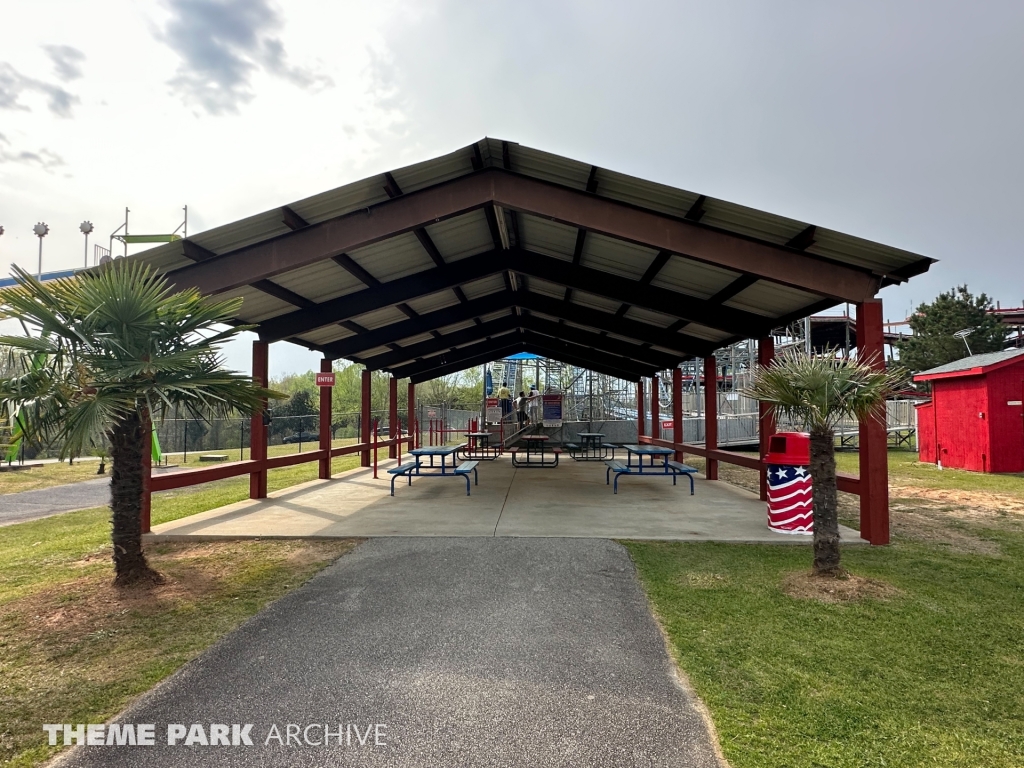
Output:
637,379,646,439
651,374,660,440
704,355,719,480
141,412,152,533
389,376,399,459
319,358,332,480
407,381,416,451
672,367,683,462
250,340,269,499
857,299,890,544
361,368,371,467
757,336,775,501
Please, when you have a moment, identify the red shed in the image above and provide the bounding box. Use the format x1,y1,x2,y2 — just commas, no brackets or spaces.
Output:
914,348,1024,473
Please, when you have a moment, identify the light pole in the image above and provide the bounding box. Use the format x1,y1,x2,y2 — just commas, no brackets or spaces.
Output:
33,222,49,278
953,328,974,357
80,221,94,268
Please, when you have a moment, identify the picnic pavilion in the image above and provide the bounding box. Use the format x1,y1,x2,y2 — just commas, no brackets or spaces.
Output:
133,139,934,545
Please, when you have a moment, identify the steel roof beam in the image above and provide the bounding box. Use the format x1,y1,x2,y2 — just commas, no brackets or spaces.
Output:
401,335,647,383
520,331,658,378
358,311,680,372
509,250,762,336
318,291,516,359
492,173,881,302
166,169,882,302
362,314,521,371
181,240,216,262
251,280,315,309
523,315,680,369
684,195,707,222
257,250,505,342
515,292,715,356
707,274,758,304
407,342,527,384
331,253,381,287
394,334,525,381
281,206,309,231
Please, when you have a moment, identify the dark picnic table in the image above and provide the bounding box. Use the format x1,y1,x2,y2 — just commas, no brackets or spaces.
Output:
568,432,617,461
511,434,561,468
458,431,501,461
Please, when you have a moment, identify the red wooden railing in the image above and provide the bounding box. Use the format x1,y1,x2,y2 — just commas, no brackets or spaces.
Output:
637,435,862,496
149,437,405,493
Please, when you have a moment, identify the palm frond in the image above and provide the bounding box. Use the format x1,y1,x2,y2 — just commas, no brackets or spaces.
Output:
0,260,276,458
743,348,907,434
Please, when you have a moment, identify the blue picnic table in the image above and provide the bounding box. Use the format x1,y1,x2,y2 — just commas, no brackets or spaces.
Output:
605,444,697,494
388,444,479,495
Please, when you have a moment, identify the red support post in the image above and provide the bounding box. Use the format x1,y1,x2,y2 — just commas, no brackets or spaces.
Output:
407,381,416,451
360,368,371,467
373,418,379,479
757,336,776,501
651,374,660,439
141,412,152,534
704,355,719,480
857,299,890,545
389,376,398,459
319,358,332,480
250,340,269,499
672,367,683,462
637,379,646,438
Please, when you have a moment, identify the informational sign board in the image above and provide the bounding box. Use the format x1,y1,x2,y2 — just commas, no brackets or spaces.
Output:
661,420,674,431
315,372,336,387
542,394,563,428
485,397,501,424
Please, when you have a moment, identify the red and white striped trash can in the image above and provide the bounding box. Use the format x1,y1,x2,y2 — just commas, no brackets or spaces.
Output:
763,432,813,534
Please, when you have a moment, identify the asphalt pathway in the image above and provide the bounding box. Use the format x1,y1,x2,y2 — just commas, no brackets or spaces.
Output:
56,538,723,767
0,477,110,526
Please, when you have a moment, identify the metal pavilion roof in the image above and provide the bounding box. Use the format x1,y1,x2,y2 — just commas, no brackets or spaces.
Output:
129,138,936,383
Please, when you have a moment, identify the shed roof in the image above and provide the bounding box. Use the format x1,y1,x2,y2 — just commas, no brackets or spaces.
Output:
914,348,1024,381
128,138,936,382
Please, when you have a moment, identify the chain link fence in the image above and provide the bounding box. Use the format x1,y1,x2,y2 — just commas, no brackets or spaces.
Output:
154,409,406,463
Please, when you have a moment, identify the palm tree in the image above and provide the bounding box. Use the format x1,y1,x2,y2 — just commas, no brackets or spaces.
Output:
744,349,905,575
0,262,276,586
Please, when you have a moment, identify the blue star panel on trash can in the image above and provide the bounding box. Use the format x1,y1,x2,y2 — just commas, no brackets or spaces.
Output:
763,432,813,534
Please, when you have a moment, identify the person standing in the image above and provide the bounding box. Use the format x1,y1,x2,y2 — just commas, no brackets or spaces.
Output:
517,391,529,427
497,382,512,419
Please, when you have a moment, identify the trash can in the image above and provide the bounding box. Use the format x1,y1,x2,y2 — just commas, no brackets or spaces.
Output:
763,432,813,534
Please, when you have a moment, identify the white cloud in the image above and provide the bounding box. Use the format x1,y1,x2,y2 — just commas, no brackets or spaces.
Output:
158,0,333,115
0,61,79,117
44,45,86,82
0,133,65,172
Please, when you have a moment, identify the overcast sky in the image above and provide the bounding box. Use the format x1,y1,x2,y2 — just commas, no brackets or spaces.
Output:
1,0,1022,377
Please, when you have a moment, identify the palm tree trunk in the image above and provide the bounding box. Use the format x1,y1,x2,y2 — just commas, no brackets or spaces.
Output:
109,410,162,587
809,429,842,575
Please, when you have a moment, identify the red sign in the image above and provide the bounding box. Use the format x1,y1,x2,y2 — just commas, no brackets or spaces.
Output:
661,420,673,430
315,372,336,387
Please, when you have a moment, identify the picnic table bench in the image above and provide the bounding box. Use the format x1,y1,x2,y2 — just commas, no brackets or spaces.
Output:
457,431,501,461
604,445,697,493
389,445,479,495
566,432,617,461
199,454,229,462
510,435,561,468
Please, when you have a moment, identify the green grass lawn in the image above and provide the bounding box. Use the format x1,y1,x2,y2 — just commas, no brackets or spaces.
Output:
0,454,365,766
0,460,104,495
626,452,1024,767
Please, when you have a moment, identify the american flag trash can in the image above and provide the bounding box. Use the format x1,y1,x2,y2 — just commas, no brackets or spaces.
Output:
763,432,813,534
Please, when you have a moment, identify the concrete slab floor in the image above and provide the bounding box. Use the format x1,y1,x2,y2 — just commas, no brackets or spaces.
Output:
148,454,866,544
